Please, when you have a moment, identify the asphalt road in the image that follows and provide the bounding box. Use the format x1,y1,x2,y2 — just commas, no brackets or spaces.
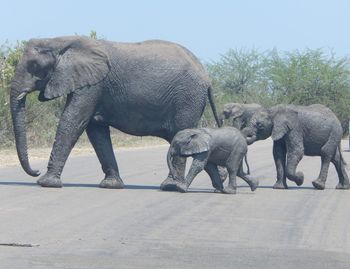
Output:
1,139,350,269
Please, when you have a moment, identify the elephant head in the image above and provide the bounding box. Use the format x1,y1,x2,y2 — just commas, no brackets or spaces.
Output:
167,129,211,180
242,106,299,144
220,103,263,130
10,36,110,176
220,103,244,127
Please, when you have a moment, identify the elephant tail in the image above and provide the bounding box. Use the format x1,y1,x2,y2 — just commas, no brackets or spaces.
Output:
244,153,251,175
208,86,222,127
339,143,347,167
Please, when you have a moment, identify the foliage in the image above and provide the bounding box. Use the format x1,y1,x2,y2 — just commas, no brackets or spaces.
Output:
0,41,65,148
89,30,98,39
206,48,350,132
0,41,26,146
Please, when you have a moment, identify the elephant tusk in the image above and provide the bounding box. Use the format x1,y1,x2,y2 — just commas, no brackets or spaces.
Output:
16,92,27,101
16,88,32,101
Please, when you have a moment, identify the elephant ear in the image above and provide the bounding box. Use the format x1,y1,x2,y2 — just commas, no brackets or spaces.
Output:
271,109,299,141
180,131,211,156
230,104,244,119
43,38,110,100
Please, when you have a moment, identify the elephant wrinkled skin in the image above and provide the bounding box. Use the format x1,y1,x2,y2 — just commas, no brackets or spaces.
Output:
219,102,262,174
220,103,262,129
167,127,259,194
242,104,350,190
10,36,221,189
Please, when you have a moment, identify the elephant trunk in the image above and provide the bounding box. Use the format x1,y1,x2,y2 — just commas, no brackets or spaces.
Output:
10,86,40,177
242,127,257,145
167,147,179,181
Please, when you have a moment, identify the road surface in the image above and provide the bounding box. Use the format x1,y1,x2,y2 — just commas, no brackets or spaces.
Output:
1,139,350,268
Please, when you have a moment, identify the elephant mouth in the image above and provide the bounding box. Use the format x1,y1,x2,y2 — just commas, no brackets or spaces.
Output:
245,134,257,145
179,153,192,158
242,127,257,145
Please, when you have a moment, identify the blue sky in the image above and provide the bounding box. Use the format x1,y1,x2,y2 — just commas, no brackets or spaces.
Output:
1,0,349,61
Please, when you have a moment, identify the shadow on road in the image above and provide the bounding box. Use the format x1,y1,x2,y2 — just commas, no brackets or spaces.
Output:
0,181,160,190
124,184,160,190
0,181,318,191
257,185,316,190
0,181,38,187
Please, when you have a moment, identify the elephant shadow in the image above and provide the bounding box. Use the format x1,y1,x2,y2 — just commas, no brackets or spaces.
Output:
0,181,159,190
257,185,317,190
0,181,316,190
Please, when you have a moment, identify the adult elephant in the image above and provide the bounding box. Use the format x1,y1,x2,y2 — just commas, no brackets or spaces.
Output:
10,36,221,189
220,103,262,129
242,104,350,190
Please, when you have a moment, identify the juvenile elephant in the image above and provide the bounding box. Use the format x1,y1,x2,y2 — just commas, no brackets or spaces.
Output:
10,36,221,188
242,104,350,190
220,102,262,174
167,127,259,194
220,103,262,129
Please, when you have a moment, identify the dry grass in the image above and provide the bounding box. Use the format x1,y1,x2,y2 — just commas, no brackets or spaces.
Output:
0,132,167,168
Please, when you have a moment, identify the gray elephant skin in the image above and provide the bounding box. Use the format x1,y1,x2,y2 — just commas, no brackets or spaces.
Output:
167,127,259,194
220,102,263,174
242,104,350,190
10,36,221,189
220,102,262,129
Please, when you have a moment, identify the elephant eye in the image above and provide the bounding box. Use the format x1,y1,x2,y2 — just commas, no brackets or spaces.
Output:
28,61,47,78
28,61,40,72
257,122,264,130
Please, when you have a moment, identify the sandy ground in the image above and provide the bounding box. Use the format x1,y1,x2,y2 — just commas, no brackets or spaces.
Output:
0,138,167,168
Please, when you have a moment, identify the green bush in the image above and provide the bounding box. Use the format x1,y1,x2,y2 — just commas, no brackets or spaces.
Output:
206,48,350,132
0,41,65,148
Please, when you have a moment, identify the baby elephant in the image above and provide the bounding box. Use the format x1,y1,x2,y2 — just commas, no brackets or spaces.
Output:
167,127,259,194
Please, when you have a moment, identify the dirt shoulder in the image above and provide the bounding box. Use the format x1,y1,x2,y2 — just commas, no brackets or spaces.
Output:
0,137,168,168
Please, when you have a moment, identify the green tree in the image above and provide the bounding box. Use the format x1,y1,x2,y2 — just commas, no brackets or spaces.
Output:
0,41,65,148
267,49,350,129
206,48,350,132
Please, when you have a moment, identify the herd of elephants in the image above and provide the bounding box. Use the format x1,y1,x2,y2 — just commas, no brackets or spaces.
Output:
7,36,350,194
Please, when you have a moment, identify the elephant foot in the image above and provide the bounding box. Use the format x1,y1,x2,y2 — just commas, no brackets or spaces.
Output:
291,172,304,186
312,179,325,190
213,186,224,193
249,177,259,192
37,174,62,188
160,177,178,191
218,166,228,183
273,181,288,189
176,182,189,193
99,177,124,189
336,182,350,190
223,186,237,194
211,178,224,191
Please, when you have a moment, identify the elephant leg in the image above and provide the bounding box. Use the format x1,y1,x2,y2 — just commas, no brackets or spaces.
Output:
86,122,124,189
160,155,186,191
204,162,224,192
161,95,205,191
312,140,339,190
332,147,350,189
223,153,243,194
37,92,99,188
223,168,238,194
285,147,304,187
273,141,288,189
237,162,259,191
312,156,331,190
176,152,208,193
217,166,228,182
